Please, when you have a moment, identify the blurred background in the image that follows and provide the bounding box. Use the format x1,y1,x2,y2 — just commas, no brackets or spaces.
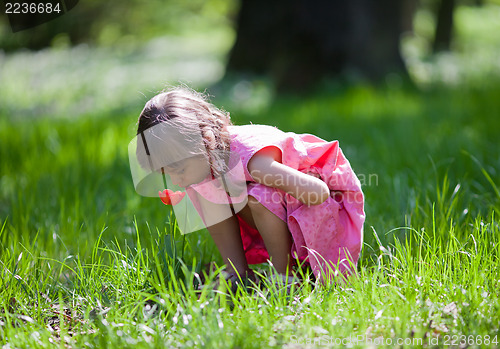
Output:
1,0,499,261
1,0,500,117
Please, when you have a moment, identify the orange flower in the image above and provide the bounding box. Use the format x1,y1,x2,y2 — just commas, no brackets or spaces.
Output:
159,189,186,205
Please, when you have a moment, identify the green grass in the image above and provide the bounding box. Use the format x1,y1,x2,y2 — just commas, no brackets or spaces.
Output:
1,81,499,347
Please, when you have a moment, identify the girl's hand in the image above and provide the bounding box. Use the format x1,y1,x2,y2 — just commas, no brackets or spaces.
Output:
159,189,186,205
248,147,330,206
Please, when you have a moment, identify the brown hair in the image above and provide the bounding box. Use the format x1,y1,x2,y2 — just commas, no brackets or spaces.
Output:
137,86,233,176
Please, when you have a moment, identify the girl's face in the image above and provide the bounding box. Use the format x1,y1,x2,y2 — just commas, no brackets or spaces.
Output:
163,155,211,188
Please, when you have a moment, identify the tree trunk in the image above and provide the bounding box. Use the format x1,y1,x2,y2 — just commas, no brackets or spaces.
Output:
432,0,455,52
226,0,412,92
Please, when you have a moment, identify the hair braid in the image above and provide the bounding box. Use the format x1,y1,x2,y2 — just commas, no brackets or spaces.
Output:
137,86,233,177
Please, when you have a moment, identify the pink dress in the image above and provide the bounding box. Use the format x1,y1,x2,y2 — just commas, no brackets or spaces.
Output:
227,124,365,279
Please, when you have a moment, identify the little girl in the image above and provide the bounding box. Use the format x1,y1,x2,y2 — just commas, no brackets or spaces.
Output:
129,87,365,283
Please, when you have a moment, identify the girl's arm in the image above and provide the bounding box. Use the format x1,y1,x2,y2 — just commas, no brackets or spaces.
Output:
195,191,249,274
247,146,330,205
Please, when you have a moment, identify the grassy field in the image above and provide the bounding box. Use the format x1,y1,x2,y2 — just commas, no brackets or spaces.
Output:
1,5,500,348
1,81,499,347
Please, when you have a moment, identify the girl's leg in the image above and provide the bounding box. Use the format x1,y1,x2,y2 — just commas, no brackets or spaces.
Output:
239,195,293,274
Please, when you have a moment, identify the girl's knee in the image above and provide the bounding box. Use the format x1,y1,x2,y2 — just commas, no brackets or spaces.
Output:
247,195,279,222
247,195,267,214
247,194,259,206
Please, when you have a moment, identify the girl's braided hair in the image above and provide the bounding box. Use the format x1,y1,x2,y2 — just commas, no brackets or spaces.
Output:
137,86,233,177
